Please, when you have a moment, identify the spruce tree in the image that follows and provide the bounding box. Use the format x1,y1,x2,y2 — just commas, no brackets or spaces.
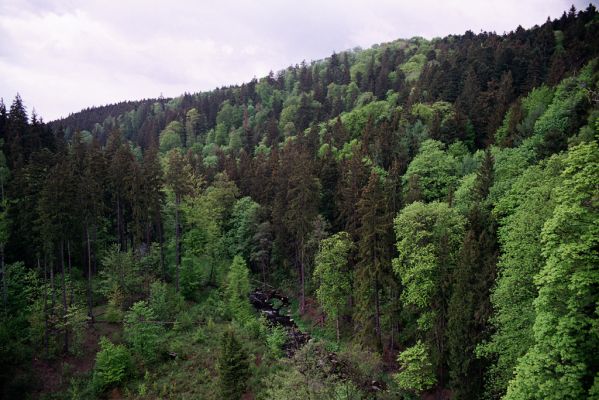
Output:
355,171,392,350
218,330,250,400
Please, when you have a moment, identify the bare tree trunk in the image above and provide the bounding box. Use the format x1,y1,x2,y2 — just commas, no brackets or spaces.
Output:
298,242,306,315
175,195,181,292
336,316,340,342
92,224,98,275
374,279,382,352
60,240,69,354
42,256,49,358
1,245,6,313
116,197,122,250
67,241,73,307
50,255,56,310
158,219,165,280
86,225,94,323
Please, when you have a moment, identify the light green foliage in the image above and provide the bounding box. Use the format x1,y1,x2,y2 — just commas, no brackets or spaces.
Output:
159,121,184,152
149,280,184,321
334,381,364,400
185,107,203,145
98,245,141,304
63,303,89,355
495,85,554,145
227,197,261,260
3,261,38,314
256,79,275,110
453,173,477,215
394,201,465,310
215,101,244,146
124,301,165,364
411,101,454,129
402,140,459,202
92,337,132,393
480,157,564,398
505,140,599,400
449,142,482,175
400,53,427,82
266,324,287,359
216,101,243,134
182,194,221,259
517,85,554,135
339,100,396,139
261,341,339,400
344,82,360,110
228,129,243,153
393,201,465,376
182,175,239,288
327,83,346,107
225,256,253,323
489,141,538,205
354,92,375,107
394,341,436,393
279,101,299,133
533,64,593,139
313,232,353,332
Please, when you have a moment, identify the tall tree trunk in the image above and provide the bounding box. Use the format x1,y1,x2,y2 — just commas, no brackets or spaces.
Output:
86,225,94,323
298,242,306,315
374,279,382,352
1,245,6,313
50,255,56,311
145,222,151,253
116,197,122,250
92,224,98,275
60,240,69,354
336,316,340,342
67,241,73,307
175,195,181,292
158,218,165,280
42,256,49,358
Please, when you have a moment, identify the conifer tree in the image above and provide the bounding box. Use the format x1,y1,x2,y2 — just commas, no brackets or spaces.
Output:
218,330,250,400
283,146,320,314
355,171,392,350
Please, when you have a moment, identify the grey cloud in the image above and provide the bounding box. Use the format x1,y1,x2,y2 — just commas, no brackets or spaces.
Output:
0,0,594,121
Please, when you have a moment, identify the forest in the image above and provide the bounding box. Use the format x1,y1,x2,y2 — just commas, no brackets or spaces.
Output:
0,4,598,400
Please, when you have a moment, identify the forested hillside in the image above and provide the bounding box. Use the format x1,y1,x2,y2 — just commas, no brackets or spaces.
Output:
1,5,598,400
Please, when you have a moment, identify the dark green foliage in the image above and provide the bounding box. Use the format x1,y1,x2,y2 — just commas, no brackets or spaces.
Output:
218,330,250,400
1,7,598,399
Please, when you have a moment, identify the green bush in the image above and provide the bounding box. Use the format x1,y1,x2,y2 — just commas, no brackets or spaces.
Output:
149,280,184,321
91,337,131,393
123,301,165,364
266,325,287,359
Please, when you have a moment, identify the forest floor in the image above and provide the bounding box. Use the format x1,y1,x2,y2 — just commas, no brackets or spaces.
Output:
31,306,122,399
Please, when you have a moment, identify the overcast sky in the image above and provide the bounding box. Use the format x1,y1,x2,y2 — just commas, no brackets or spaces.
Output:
0,0,594,121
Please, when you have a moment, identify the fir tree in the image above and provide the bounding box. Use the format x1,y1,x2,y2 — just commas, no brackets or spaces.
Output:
218,330,250,400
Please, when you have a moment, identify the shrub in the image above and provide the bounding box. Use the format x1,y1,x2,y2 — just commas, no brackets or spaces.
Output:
394,341,436,393
91,337,131,393
266,325,287,359
124,301,165,364
149,280,184,321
